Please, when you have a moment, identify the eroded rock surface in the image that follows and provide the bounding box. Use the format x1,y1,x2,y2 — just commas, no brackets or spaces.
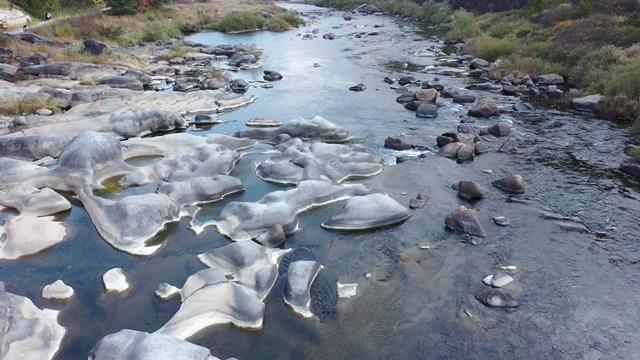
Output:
322,193,411,230
284,260,324,318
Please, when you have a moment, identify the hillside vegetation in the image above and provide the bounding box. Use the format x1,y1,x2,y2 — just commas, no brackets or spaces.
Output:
314,0,640,128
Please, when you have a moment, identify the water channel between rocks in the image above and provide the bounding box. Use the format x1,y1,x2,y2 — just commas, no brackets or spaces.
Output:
1,3,640,360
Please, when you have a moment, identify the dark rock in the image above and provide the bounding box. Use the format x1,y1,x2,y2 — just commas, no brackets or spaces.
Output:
442,88,460,98
499,138,519,153
343,14,353,21
571,94,603,112
202,78,227,90
409,193,430,209
536,73,564,86
470,58,490,69
445,206,486,237
416,103,438,118
398,76,417,86
414,89,438,104
83,39,107,56
468,98,499,117
437,133,458,147
384,137,411,151
457,124,473,133
17,64,71,78
457,143,475,162
263,70,283,82
228,53,257,67
502,85,519,96
349,83,366,91
422,80,444,92
492,175,525,194
468,69,486,78
453,94,476,104
323,33,335,40
173,79,199,92
230,78,249,94
620,162,640,178
396,91,416,104
404,101,420,111
356,3,379,14
384,77,395,84
455,181,490,200
487,122,512,137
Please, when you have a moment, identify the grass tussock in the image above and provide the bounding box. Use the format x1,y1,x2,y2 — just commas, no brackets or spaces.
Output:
0,97,61,116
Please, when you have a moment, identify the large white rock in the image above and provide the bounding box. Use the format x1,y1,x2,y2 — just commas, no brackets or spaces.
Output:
102,268,130,293
0,214,66,260
321,193,411,230
256,138,384,185
42,280,75,300
235,116,353,143
89,329,220,360
0,186,70,216
0,282,67,360
284,260,324,318
193,180,370,240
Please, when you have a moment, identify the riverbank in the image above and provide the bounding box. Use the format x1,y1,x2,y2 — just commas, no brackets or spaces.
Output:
313,0,640,132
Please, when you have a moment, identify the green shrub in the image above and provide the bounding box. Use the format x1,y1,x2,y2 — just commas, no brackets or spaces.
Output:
211,12,267,32
106,0,138,15
447,10,480,39
469,35,515,62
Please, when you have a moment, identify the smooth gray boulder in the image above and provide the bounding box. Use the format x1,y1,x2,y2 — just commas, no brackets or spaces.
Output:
96,75,144,91
445,206,486,237
414,89,438,104
256,138,384,185
284,261,323,318
194,181,370,240
89,329,219,360
0,282,66,360
571,94,603,112
0,214,67,260
0,135,70,160
52,131,133,190
102,268,130,293
235,116,352,144
416,103,438,118
0,157,50,190
476,289,518,308
0,186,70,216
321,193,411,230
492,174,525,194
487,122,512,137
536,74,564,86
246,117,282,127
108,109,188,138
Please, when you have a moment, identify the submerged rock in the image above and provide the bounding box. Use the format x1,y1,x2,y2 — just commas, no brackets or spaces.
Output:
246,117,282,127
445,206,486,237
482,272,514,288
337,282,358,299
42,280,74,300
409,193,430,209
0,282,67,360
322,193,411,230
493,216,510,226
475,289,518,308
284,261,324,318
102,268,129,293
349,83,366,91
492,174,525,194
198,180,369,240
263,70,282,82
235,116,352,143
89,329,219,360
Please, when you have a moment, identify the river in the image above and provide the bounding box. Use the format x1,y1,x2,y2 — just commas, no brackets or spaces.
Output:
2,3,640,359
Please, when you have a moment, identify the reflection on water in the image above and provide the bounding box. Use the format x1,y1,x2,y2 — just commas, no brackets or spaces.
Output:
1,3,640,360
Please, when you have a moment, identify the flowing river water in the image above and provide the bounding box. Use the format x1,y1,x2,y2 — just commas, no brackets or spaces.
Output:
2,3,640,359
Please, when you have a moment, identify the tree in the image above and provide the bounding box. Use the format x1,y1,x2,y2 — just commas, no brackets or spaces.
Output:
106,0,138,15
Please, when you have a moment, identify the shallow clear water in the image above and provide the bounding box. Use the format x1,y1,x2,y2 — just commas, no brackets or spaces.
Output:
2,3,640,360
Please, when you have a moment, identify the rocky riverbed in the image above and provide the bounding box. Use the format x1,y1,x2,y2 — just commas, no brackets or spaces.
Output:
1,3,640,360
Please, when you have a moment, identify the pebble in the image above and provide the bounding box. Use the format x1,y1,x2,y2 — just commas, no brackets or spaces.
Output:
482,169,493,174
500,265,518,272
482,273,514,288
493,216,510,226
364,272,372,279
